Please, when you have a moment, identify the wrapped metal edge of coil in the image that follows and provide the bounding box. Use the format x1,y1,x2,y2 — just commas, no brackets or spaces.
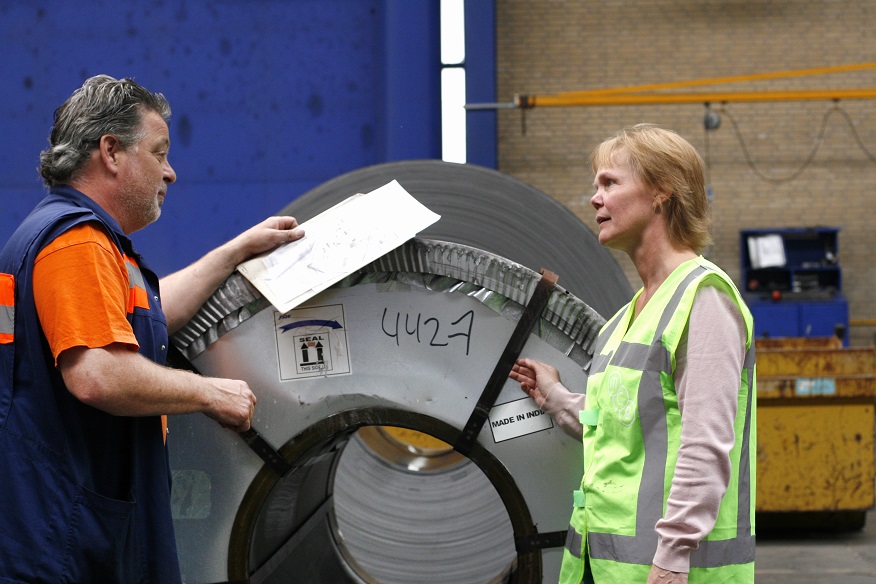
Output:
172,238,605,366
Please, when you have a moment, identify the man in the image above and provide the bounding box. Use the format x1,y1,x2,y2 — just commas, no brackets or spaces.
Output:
0,75,304,583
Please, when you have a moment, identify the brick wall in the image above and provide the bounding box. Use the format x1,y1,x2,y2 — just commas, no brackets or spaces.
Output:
496,0,876,346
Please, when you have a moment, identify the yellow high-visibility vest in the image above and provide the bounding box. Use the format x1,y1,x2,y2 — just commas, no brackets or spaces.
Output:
560,257,756,584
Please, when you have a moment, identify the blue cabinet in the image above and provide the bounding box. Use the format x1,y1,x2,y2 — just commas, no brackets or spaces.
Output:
741,228,849,345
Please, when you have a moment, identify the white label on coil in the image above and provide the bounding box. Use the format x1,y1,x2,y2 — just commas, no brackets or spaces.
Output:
488,397,553,442
275,304,352,380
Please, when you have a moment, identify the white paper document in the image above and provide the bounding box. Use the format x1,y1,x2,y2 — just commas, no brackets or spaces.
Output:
747,234,786,269
237,180,441,313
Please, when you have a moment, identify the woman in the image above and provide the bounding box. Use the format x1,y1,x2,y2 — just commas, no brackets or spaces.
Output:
511,124,756,584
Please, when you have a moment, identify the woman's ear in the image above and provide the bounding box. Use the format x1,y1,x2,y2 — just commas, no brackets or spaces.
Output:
653,191,670,211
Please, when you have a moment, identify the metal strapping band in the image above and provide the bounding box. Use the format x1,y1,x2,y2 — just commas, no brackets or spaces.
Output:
237,428,293,476
453,269,559,456
166,344,292,477
515,530,568,553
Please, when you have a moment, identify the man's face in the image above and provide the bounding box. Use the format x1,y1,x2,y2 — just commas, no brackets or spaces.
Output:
117,110,176,233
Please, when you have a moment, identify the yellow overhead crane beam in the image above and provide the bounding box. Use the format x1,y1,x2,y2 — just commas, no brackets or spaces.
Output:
515,88,876,108
466,63,876,110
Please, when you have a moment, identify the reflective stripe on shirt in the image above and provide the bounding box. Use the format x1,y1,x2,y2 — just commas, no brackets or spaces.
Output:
0,273,14,343
125,257,150,313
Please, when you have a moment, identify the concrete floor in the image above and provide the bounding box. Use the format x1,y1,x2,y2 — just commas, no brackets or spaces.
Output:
756,508,876,583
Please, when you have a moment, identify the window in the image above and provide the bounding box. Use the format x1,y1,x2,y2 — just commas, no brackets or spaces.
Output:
441,0,466,163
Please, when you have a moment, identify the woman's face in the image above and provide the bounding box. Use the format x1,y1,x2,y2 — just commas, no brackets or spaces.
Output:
589,149,657,253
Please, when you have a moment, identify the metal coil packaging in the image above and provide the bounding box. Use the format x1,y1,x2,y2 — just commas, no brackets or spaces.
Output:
169,161,633,584
276,160,631,320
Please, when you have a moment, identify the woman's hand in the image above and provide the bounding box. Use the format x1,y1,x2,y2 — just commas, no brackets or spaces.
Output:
646,565,688,584
509,357,560,408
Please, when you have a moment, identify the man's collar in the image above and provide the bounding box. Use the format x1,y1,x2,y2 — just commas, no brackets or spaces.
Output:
49,184,127,238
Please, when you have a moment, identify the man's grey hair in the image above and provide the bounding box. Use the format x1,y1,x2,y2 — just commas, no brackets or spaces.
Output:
39,75,171,188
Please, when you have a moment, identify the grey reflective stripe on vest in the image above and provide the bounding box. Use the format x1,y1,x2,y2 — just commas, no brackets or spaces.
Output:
729,343,757,562
588,311,624,375
585,265,756,567
565,524,584,558
0,305,13,336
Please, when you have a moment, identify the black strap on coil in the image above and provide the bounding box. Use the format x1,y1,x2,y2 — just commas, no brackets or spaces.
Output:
515,529,568,553
453,268,559,457
165,344,292,477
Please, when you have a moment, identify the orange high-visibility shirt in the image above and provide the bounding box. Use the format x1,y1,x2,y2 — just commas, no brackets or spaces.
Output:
33,222,168,440
33,222,139,362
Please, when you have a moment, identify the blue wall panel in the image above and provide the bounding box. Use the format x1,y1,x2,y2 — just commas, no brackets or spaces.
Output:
0,0,446,275
465,0,497,169
384,1,442,162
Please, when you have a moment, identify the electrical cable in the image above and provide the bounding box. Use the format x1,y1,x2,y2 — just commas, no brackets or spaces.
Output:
833,106,876,163
718,103,876,183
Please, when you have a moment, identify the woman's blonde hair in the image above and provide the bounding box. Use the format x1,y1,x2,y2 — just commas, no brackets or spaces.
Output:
590,123,712,253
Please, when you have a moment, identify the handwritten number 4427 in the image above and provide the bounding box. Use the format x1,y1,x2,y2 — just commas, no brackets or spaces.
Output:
381,308,474,356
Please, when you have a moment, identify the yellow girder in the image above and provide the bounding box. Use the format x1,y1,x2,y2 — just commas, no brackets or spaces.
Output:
512,62,876,108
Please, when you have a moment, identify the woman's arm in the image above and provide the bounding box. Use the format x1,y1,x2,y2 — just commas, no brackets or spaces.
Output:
510,358,586,439
652,286,747,574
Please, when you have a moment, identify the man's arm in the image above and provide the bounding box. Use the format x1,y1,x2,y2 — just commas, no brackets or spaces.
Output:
59,343,256,431
160,216,304,334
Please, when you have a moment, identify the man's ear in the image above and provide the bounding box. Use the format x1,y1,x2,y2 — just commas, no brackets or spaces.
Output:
98,134,123,174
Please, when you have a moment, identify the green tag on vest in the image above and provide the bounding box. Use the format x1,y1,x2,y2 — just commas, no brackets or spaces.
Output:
579,409,599,427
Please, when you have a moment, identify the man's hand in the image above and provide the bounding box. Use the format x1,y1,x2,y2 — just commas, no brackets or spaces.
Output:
646,565,688,584
228,216,305,263
202,377,257,432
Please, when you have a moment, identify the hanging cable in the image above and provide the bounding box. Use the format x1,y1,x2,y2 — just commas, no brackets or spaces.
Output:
702,103,720,202
703,106,711,181
718,103,876,183
833,106,876,163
